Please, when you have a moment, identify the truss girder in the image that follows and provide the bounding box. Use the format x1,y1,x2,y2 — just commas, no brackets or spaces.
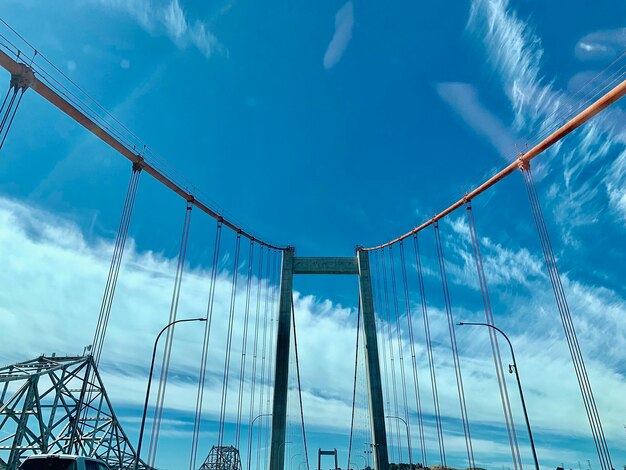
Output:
199,446,242,470
0,355,152,470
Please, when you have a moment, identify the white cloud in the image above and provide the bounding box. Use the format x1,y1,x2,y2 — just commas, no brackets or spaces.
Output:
323,2,354,70
436,82,519,161
446,216,545,288
467,0,559,132
467,0,626,226
94,0,220,59
575,28,626,61
1,196,626,469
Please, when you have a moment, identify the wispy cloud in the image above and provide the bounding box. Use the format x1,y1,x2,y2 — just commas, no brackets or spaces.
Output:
467,0,626,225
95,0,220,58
467,0,560,132
323,1,354,70
575,28,626,61
436,82,519,160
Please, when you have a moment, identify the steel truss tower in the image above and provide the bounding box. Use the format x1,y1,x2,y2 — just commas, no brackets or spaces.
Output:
0,354,152,470
199,446,242,470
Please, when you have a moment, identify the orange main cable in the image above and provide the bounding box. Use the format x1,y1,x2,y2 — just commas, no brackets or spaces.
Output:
365,78,626,251
0,49,284,250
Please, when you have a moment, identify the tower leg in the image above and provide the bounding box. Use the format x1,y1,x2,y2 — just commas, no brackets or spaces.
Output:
357,250,389,470
269,248,294,470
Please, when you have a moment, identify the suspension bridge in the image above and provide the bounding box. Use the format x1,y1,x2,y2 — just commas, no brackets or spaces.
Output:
0,17,624,470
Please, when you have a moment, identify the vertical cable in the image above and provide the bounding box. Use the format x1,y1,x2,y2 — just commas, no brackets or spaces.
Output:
235,241,255,450
264,250,278,466
372,250,395,463
347,299,362,470
256,250,271,470
413,234,446,466
434,222,475,469
291,295,311,470
381,248,403,463
388,245,413,466
0,83,25,150
217,233,242,449
78,163,141,448
399,241,426,466
92,163,142,367
466,202,522,470
147,201,193,467
522,165,612,470
246,246,265,470
189,220,223,470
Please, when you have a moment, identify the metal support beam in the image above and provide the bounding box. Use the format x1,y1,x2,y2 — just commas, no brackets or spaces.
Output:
293,257,358,275
269,248,294,470
357,250,389,470
318,448,339,470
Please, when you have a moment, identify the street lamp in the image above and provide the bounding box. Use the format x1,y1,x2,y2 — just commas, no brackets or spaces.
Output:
135,317,207,470
290,453,303,469
247,413,272,470
385,415,413,466
457,321,540,470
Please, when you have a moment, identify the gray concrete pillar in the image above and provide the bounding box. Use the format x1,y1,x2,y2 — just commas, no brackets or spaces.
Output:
357,250,389,470
269,248,294,470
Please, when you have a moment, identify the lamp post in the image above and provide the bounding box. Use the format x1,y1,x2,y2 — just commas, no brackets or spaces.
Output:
458,321,540,470
247,413,272,470
290,453,303,469
385,415,413,466
135,317,206,470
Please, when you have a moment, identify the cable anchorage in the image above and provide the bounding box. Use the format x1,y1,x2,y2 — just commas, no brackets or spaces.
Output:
0,63,33,149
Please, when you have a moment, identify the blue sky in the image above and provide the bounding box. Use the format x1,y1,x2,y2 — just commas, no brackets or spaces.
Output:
0,0,625,469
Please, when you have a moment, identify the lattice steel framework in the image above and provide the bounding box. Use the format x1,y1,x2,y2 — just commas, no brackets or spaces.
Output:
0,355,151,470
199,446,242,470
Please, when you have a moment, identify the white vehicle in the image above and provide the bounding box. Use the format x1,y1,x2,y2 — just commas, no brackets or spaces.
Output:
18,454,111,470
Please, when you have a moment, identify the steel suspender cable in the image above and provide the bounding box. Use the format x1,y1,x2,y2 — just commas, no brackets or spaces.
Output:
465,203,522,470
434,221,476,470
399,241,426,466
264,250,278,465
413,234,446,467
0,78,26,149
291,295,310,470
78,163,141,446
388,246,413,467
256,251,271,470
363,78,626,252
147,201,193,467
92,163,141,368
381,248,403,463
521,165,613,470
246,246,265,470
235,241,255,450
373,250,394,463
189,220,223,470
347,299,362,470
217,233,242,451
